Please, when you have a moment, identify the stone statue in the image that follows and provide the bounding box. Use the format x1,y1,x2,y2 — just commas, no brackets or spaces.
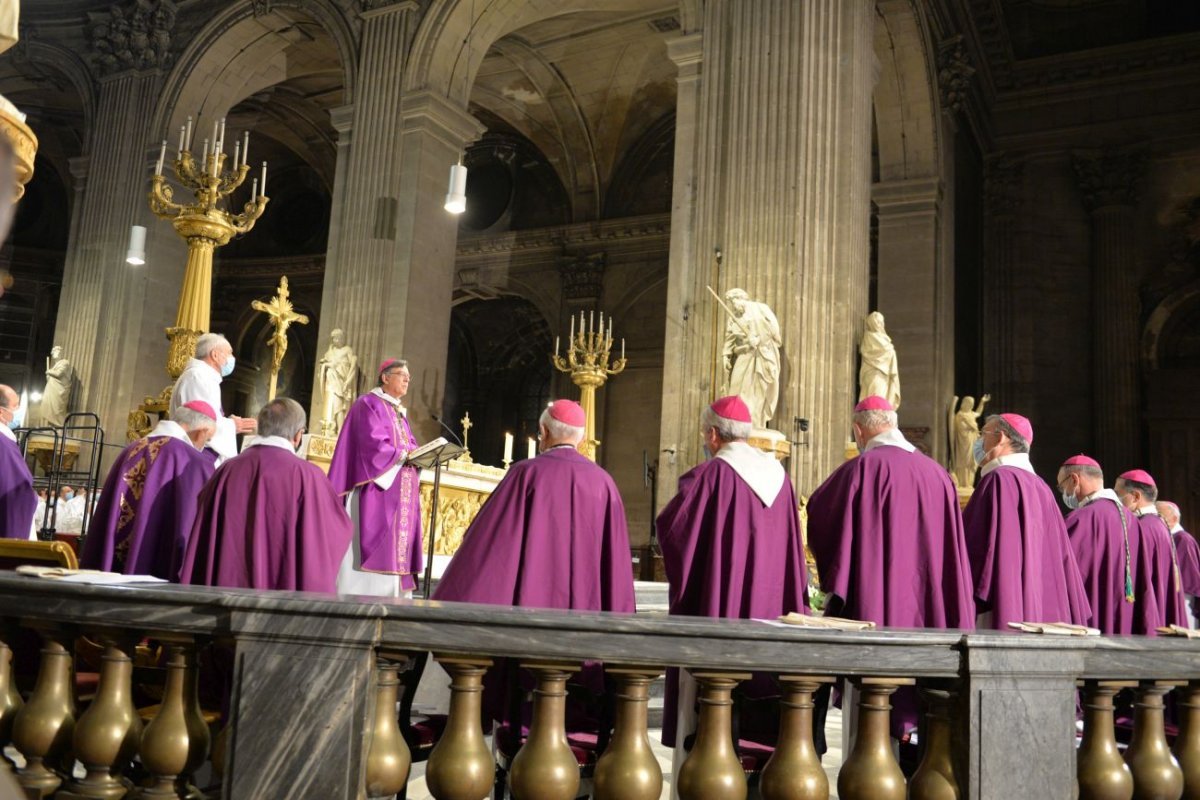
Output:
318,328,358,436
858,311,901,409
949,394,990,489
40,345,73,428
721,288,782,428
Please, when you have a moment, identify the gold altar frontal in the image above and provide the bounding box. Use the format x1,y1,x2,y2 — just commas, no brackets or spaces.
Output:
306,435,504,556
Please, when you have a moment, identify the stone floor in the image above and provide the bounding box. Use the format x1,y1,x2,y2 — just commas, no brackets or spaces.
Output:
400,708,845,800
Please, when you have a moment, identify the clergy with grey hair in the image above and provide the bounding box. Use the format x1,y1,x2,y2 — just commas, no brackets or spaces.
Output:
180,398,352,592
434,398,635,725
170,332,257,462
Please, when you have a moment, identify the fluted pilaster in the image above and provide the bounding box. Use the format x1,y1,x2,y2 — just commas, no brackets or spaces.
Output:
982,153,1024,409
1073,149,1145,470
659,0,875,493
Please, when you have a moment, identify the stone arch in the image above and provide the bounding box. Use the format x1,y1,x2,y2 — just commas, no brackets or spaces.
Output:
872,0,942,180
151,0,356,134
1143,279,1200,371
14,41,98,151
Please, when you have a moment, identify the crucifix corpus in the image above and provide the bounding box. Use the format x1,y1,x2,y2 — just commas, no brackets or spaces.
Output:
251,276,309,401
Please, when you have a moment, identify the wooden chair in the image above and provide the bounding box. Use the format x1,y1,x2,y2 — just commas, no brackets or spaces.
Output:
0,538,78,571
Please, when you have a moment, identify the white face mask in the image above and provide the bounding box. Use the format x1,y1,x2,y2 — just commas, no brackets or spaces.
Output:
1062,490,1080,510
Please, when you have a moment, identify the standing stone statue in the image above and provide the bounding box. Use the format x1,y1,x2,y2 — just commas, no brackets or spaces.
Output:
948,394,990,489
318,328,358,436
858,311,901,409
721,288,782,428
39,345,73,428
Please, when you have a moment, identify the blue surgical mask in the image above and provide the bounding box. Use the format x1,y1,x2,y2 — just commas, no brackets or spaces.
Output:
7,406,23,429
220,355,236,378
63,491,74,502
972,438,986,466
1062,491,1080,510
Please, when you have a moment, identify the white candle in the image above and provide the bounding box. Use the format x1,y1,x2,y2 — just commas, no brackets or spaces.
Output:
211,120,219,151
251,178,259,199
155,140,166,175
242,131,249,167
589,310,594,334
185,116,193,149
178,125,185,153
232,141,240,171
504,433,513,464
621,338,625,360
599,311,604,337
201,139,209,172
569,314,574,344
218,118,226,153
261,161,267,196
554,336,560,357
527,437,536,459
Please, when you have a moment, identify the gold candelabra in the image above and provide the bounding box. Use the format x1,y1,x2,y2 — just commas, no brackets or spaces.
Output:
551,310,626,461
128,117,270,440
148,117,269,379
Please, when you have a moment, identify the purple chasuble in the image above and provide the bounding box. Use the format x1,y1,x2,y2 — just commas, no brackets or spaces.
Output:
0,434,35,539
327,393,423,591
434,446,636,724
1136,513,1189,629
179,446,352,592
807,444,975,738
656,457,808,747
1176,528,1200,623
1065,498,1144,635
963,466,1091,630
81,435,214,579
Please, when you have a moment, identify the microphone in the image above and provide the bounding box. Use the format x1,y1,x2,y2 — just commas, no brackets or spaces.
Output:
431,413,464,448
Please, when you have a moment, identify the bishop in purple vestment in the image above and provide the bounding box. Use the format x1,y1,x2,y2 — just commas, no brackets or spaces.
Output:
0,384,35,539
807,396,974,739
963,413,1090,630
1116,470,1189,629
81,401,218,579
657,396,808,749
434,399,635,723
179,399,352,593
1160,501,1200,626
328,359,423,596
1058,455,1150,635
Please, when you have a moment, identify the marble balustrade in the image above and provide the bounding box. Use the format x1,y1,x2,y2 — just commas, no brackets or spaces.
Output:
0,574,1197,799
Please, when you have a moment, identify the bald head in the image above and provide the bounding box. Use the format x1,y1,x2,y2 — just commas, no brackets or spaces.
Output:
1157,502,1182,529
0,384,16,410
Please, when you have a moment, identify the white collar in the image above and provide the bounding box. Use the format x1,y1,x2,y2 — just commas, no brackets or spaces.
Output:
1078,487,1122,509
715,441,786,506
0,425,14,443
1172,524,1185,534
245,435,300,456
187,358,222,384
370,387,407,415
980,451,1036,478
1135,504,1159,517
149,419,193,445
862,427,916,453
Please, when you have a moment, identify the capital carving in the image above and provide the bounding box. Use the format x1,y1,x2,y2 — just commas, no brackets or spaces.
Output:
559,251,606,304
1073,150,1145,212
87,0,176,76
251,0,271,17
984,153,1024,216
938,36,975,116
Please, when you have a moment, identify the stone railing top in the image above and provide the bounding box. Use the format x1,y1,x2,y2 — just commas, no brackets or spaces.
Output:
1,573,1199,680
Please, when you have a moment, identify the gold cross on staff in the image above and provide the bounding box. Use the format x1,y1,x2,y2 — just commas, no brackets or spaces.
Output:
460,411,472,453
251,276,309,401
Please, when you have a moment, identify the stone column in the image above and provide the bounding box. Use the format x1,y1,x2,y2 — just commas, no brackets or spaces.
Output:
873,178,945,458
981,153,1023,409
1073,150,1144,469
314,1,483,439
658,0,875,496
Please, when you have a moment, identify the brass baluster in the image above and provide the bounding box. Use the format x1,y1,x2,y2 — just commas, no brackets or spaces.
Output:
1078,680,1134,800
909,687,961,800
1173,682,1200,800
594,666,664,800
676,671,751,800
60,632,142,799
0,634,22,772
508,661,582,800
836,678,913,800
759,675,832,800
1125,680,1184,800
365,654,411,798
134,641,209,799
425,654,494,800
12,623,75,798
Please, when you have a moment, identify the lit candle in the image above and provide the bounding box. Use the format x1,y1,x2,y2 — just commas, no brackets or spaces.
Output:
185,116,193,149
178,125,185,153
261,161,267,196
242,131,249,167
155,140,166,176
527,437,536,459
504,432,513,464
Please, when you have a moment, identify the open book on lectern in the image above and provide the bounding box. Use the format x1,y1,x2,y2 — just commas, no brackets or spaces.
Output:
404,437,463,469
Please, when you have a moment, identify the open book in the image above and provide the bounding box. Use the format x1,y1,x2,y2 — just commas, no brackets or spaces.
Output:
406,437,450,463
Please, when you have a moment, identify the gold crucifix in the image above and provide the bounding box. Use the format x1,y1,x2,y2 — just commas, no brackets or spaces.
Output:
251,276,309,401
460,411,473,461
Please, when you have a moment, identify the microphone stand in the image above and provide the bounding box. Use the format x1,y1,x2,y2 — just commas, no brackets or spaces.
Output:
431,414,464,448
